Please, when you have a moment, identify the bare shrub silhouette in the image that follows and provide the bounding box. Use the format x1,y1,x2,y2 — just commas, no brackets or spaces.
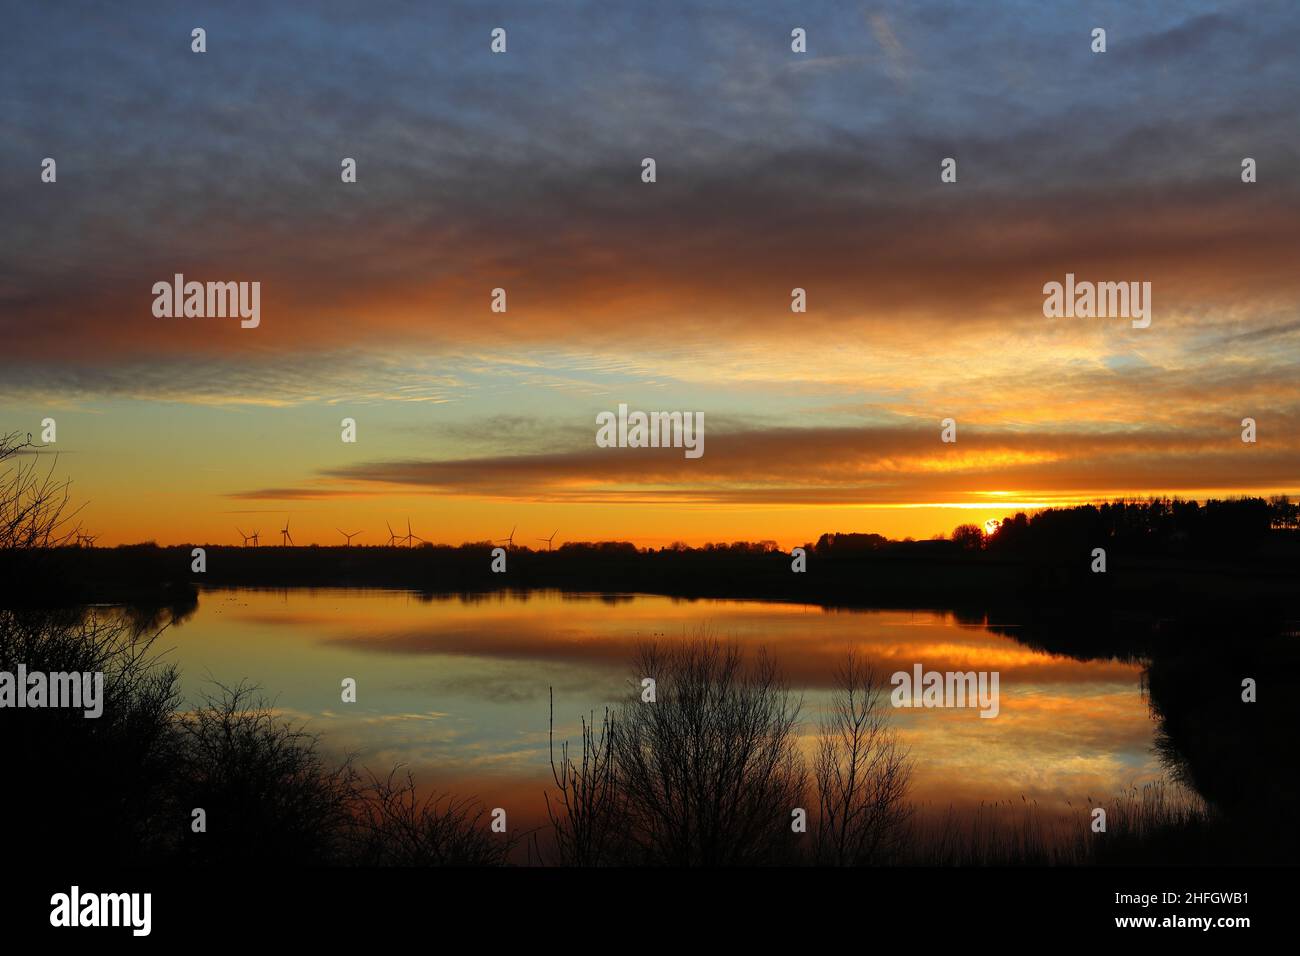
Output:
348,767,517,866
813,650,914,865
0,431,89,606
0,430,82,551
0,607,181,863
170,682,357,865
547,642,920,866
0,431,181,860
610,638,807,865
546,689,622,865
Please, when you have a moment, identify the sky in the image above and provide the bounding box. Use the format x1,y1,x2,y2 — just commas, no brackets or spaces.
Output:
2,0,1299,547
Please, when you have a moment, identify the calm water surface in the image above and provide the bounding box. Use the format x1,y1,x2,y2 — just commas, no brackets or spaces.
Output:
161,587,1169,828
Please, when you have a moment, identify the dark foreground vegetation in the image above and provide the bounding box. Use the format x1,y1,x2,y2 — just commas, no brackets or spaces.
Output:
2,430,1294,866
0,606,517,866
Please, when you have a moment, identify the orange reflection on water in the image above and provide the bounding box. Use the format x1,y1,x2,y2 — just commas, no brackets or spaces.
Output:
167,588,1166,830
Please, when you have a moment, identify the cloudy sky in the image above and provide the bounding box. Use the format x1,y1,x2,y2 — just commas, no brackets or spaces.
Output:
2,0,1298,546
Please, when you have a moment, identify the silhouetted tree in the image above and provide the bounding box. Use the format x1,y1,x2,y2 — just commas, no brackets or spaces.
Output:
951,524,985,550
546,690,622,866
170,682,357,865
611,639,807,865
0,430,82,551
813,651,913,865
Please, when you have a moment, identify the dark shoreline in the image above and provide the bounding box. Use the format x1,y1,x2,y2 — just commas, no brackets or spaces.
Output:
9,539,1297,661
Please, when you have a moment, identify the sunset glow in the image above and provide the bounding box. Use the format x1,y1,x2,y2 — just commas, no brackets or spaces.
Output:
3,3,1297,547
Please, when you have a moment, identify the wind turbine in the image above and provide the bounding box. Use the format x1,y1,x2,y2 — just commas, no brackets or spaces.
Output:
250,529,260,547
280,516,293,546
405,517,424,547
236,527,253,546
537,529,558,551
496,525,517,549
385,521,399,547
337,528,363,546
